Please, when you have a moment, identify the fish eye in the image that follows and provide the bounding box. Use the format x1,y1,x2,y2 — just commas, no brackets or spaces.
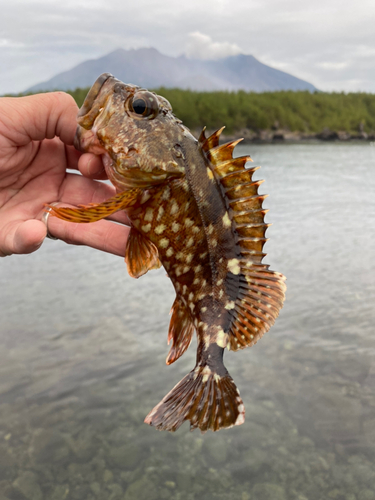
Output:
129,91,159,119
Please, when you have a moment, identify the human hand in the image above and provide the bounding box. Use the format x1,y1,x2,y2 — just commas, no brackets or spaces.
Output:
0,92,130,257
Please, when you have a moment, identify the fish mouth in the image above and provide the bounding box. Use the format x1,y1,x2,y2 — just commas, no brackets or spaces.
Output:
74,73,124,153
78,73,113,119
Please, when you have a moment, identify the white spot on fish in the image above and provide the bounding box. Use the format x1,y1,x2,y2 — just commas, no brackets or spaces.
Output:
225,301,235,310
144,208,154,222
155,224,166,235
185,218,194,228
157,206,164,221
141,223,151,232
222,212,231,228
162,186,171,200
185,254,193,264
228,258,241,275
216,327,228,348
160,238,169,248
166,247,174,257
170,200,179,215
186,237,194,248
172,222,180,233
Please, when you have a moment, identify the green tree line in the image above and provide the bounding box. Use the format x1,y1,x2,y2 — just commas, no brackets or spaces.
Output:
7,87,375,133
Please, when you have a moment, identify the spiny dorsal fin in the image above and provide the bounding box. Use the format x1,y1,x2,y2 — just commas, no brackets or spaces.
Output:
207,138,244,163
198,126,226,153
125,227,161,278
201,126,286,352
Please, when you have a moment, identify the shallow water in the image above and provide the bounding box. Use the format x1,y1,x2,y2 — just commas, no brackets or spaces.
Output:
1,143,375,500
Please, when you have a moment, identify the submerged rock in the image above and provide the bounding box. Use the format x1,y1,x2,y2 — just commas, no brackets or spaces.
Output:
13,471,43,500
108,443,142,469
124,477,158,500
28,428,69,464
252,483,286,500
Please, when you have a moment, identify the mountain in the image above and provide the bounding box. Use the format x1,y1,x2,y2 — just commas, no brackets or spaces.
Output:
26,48,316,93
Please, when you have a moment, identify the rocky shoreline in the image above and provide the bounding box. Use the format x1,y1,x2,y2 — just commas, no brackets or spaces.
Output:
201,128,375,144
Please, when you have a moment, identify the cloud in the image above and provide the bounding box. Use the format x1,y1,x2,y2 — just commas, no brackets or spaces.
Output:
0,38,24,48
0,0,375,93
185,32,242,60
317,61,350,71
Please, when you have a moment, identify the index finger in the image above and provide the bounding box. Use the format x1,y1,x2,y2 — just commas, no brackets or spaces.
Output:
0,92,78,147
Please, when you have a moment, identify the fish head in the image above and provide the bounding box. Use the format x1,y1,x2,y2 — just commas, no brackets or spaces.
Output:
75,73,190,190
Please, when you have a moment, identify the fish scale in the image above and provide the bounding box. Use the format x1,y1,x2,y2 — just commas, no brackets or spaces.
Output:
49,73,286,433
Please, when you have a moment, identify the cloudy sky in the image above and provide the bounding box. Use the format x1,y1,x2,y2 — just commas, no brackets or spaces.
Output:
1,0,374,95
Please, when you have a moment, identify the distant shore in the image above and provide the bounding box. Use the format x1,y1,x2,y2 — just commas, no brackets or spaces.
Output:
211,128,375,144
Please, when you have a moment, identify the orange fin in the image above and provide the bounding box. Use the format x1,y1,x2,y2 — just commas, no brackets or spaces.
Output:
198,126,225,152
199,126,286,352
144,367,245,433
125,227,161,278
228,266,286,352
47,188,142,223
166,297,194,365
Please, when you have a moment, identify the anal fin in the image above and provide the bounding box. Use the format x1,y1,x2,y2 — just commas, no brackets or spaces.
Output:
125,227,161,278
166,297,194,365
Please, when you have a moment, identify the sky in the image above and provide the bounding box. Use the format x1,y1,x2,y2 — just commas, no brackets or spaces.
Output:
1,0,375,95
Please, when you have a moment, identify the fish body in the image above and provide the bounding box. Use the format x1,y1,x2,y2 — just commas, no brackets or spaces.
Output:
51,74,286,432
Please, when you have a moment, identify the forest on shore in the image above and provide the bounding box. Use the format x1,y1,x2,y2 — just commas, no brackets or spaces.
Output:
8,87,375,140
68,87,375,140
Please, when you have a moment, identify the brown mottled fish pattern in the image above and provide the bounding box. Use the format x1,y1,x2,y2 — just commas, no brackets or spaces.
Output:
50,73,286,433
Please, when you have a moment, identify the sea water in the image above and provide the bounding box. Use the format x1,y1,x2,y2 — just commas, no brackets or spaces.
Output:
0,143,374,499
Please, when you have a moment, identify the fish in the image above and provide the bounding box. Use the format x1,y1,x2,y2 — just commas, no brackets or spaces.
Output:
50,73,286,432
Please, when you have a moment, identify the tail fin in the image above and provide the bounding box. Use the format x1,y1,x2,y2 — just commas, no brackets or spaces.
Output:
144,366,245,432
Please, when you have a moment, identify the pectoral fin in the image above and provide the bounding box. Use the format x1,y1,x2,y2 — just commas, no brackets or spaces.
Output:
125,227,161,278
47,188,142,223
